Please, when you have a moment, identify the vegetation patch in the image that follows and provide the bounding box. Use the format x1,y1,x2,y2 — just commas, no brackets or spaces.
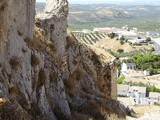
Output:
9,56,21,70
31,54,40,67
9,85,20,96
125,81,160,93
37,69,46,88
117,75,125,84
132,53,160,75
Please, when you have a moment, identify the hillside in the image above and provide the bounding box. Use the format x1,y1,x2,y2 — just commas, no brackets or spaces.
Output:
69,7,132,23
36,3,160,32
72,32,152,55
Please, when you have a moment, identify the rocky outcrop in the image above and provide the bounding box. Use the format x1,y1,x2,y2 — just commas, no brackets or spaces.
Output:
0,0,126,120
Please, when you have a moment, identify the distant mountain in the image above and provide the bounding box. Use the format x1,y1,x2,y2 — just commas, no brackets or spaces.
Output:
36,3,160,24
68,4,160,24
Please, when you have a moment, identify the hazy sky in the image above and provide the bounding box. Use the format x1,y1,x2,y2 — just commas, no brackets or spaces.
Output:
36,0,160,5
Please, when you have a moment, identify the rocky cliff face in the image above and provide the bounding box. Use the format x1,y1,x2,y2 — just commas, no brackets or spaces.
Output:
0,0,125,120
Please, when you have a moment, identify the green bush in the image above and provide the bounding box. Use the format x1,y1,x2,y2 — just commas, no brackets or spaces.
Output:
117,49,124,53
154,102,160,106
146,37,151,42
108,32,116,39
118,94,128,97
120,39,124,45
132,53,160,74
117,75,125,84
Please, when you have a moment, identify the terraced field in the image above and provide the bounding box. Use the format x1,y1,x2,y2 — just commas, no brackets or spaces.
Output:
72,32,108,45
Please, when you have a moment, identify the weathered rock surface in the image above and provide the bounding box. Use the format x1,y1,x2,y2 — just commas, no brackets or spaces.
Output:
0,0,126,120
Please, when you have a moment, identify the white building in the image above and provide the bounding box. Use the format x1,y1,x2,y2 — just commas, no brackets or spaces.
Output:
82,29,91,33
148,92,160,104
128,86,146,98
146,31,159,37
117,84,130,96
144,70,150,76
121,62,136,72
128,37,146,44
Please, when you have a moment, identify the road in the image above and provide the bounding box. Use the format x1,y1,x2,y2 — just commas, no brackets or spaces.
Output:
151,37,160,54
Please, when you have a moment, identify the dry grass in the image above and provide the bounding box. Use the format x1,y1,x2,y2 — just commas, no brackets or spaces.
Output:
72,110,94,120
49,71,57,83
9,85,20,96
0,99,31,120
24,37,38,49
37,69,46,88
9,56,21,70
24,27,51,51
31,54,40,67
101,108,119,120
95,37,152,53
66,32,76,49
24,27,56,62
89,45,115,63
64,67,81,97
32,76,38,90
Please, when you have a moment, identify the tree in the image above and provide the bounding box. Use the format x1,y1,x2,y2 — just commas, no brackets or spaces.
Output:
146,37,151,42
117,49,124,53
108,32,116,39
150,47,155,52
117,75,125,84
120,39,124,45
120,35,125,40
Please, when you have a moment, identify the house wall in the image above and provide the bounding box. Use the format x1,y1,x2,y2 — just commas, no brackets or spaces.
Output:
129,92,146,98
118,90,129,96
121,63,127,72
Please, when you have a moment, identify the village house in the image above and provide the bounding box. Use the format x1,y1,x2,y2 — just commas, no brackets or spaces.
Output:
121,62,136,73
128,86,146,98
82,29,91,33
117,85,147,99
128,37,146,44
148,92,160,104
117,85,159,105
117,84,130,96
93,27,121,34
146,31,159,37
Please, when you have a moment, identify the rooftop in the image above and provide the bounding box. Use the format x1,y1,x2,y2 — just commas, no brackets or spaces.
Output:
123,62,136,67
117,84,129,91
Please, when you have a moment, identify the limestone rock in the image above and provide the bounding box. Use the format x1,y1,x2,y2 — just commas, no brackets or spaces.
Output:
0,0,126,120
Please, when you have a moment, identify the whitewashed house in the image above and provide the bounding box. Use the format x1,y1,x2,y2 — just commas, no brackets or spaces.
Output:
146,31,159,37
117,84,130,96
121,62,136,72
148,92,160,104
82,29,91,33
144,70,150,76
128,37,146,44
129,86,146,98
